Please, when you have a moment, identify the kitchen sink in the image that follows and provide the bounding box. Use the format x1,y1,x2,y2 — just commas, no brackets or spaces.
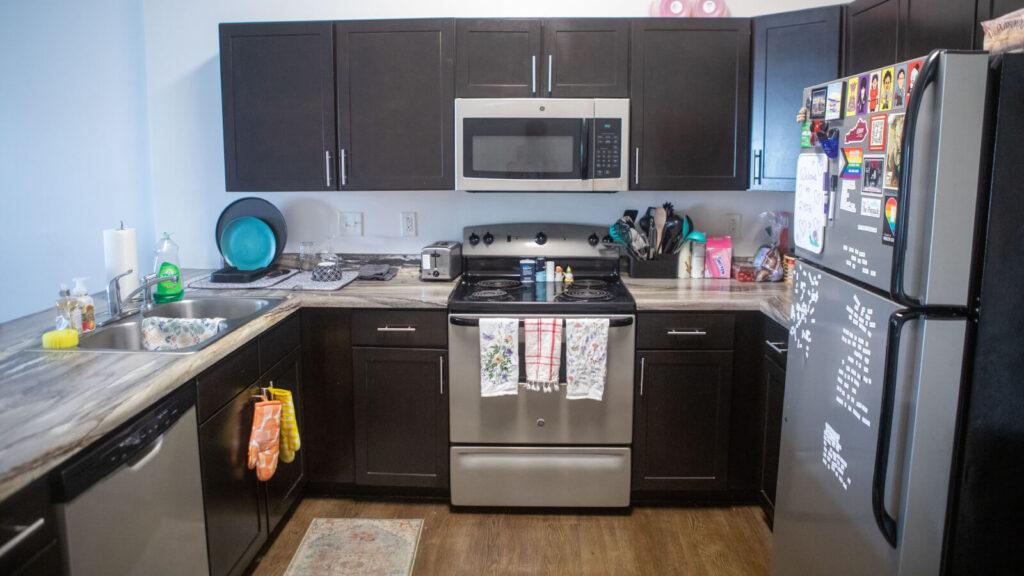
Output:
73,297,285,353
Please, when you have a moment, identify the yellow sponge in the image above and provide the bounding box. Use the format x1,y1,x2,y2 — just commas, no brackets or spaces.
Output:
42,329,79,349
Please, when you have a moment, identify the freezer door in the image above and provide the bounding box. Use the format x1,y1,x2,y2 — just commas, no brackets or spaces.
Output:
795,52,988,307
772,262,967,576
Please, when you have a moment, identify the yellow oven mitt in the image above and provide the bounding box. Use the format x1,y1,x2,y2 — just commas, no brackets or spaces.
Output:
267,387,301,463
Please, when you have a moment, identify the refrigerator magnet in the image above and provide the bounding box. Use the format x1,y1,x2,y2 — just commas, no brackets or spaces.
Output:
893,65,907,109
868,71,880,112
907,60,924,105
884,113,905,190
825,82,844,120
861,194,882,219
842,148,863,179
882,195,898,245
844,118,868,144
856,74,870,115
801,122,813,148
839,179,858,213
810,87,827,119
879,67,895,111
862,155,885,194
846,77,859,118
868,115,887,151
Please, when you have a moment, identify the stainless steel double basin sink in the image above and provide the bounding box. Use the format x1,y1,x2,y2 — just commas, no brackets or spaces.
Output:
74,297,285,353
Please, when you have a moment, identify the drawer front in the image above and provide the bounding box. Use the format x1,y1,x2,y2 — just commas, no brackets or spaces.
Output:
0,477,58,576
637,312,735,350
352,310,446,347
763,317,789,367
259,313,300,373
197,340,260,423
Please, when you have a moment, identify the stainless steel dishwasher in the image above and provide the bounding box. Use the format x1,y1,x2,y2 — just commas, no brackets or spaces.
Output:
54,385,209,576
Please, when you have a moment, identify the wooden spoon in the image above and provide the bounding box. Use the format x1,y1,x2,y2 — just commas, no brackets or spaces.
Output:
653,206,667,256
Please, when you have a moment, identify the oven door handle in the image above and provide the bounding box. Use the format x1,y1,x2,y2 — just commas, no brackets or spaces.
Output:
449,317,633,328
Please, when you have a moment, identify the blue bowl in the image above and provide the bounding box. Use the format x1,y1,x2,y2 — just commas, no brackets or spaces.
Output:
219,217,276,270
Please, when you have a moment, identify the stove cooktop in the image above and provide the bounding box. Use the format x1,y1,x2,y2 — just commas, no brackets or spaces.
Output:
449,275,636,314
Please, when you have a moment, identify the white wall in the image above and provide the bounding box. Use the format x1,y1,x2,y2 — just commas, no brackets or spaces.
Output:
0,0,153,323
142,0,846,268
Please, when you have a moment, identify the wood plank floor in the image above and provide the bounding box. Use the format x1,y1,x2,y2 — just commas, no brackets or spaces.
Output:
252,498,772,575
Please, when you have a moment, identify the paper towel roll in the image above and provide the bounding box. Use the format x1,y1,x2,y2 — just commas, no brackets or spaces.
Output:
103,227,140,297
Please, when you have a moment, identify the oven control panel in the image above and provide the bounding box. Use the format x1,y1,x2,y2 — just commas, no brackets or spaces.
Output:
462,223,618,258
593,118,622,179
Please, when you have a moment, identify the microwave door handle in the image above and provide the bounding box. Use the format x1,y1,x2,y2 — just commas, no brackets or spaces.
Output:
581,118,591,180
531,56,537,94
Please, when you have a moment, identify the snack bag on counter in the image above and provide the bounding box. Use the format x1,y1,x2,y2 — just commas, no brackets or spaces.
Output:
752,211,790,282
704,236,732,279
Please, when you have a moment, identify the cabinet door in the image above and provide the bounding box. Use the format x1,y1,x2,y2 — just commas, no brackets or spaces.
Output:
456,19,542,97
336,19,455,190
219,22,336,191
900,0,977,60
541,19,629,98
352,348,449,488
630,19,751,190
760,354,787,521
301,309,354,484
750,7,841,192
633,350,734,491
843,0,900,75
262,349,304,534
198,384,266,576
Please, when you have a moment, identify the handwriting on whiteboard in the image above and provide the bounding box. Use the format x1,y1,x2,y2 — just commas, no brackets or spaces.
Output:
794,153,829,254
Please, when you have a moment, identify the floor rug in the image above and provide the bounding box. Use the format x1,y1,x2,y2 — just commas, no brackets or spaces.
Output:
283,518,423,576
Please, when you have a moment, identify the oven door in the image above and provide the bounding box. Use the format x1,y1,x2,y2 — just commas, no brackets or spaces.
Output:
448,313,635,445
456,98,593,192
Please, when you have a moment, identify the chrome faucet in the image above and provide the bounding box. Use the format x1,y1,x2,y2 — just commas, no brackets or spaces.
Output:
104,269,180,323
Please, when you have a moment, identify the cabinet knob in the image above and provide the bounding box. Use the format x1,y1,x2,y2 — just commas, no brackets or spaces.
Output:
536,418,545,427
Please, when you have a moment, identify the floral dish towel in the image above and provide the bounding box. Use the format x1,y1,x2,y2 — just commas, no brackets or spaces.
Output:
565,318,609,400
141,316,225,351
479,318,519,397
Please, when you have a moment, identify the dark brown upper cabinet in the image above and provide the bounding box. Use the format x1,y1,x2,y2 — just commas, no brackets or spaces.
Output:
844,0,899,75
630,18,751,191
219,22,336,192
900,0,977,60
336,19,455,190
750,7,841,192
455,18,629,98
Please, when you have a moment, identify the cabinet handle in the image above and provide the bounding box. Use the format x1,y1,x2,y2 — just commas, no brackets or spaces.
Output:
340,148,347,186
547,54,553,94
634,148,640,185
639,356,645,396
324,150,332,187
666,329,707,336
439,356,444,395
0,517,45,559
765,340,788,354
531,56,537,94
753,149,762,185
377,326,416,332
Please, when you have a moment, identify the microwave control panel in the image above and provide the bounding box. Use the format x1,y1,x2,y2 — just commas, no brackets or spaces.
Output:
593,118,622,179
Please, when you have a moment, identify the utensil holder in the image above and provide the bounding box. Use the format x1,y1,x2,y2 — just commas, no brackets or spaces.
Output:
628,255,679,278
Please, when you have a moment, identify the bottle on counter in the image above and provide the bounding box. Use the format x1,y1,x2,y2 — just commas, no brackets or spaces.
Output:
153,232,184,303
71,277,95,333
564,266,574,286
554,266,564,283
56,285,74,331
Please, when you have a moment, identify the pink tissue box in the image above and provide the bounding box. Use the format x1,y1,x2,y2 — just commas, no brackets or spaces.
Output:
705,236,732,279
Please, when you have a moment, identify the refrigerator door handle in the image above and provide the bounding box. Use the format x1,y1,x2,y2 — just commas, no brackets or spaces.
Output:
890,50,942,307
873,305,969,548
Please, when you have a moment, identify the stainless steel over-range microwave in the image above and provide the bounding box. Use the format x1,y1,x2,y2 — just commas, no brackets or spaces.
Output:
455,98,629,192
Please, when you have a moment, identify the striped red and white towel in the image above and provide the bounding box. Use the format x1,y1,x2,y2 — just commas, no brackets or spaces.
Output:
524,318,563,392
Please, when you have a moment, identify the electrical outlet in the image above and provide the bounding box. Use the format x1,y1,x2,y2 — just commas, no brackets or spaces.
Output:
724,213,742,237
338,211,363,236
400,212,417,237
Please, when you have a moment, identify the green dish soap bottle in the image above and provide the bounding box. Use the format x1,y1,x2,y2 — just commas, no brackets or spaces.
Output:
153,232,184,303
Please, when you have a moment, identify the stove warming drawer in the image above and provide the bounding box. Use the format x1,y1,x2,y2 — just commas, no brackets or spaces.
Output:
450,447,630,507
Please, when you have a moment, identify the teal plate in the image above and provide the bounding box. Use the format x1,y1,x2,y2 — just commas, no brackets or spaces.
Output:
220,217,276,270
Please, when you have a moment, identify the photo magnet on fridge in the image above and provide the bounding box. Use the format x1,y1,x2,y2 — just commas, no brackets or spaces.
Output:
810,87,827,119
879,67,895,111
882,194,898,245
907,60,923,105
862,155,885,193
846,77,859,117
857,74,870,115
893,65,907,109
869,115,887,151
884,113,905,190
825,82,844,120
842,148,863,179
869,71,880,112
845,118,868,144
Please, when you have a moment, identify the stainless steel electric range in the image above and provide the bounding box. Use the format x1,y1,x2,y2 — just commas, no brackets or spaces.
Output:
447,223,635,507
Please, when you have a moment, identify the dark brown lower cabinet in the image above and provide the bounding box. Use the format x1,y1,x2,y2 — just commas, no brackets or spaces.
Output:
198,383,267,576
0,477,60,576
262,349,305,532
633,350,734,491
758,319,788,526
301,309,354,485
352,347,449,488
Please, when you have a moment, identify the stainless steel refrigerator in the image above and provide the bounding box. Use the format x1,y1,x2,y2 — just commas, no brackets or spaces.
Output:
774,50,1024,575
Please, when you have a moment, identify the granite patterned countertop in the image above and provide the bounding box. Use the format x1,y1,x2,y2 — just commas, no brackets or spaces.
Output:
0,257,791,501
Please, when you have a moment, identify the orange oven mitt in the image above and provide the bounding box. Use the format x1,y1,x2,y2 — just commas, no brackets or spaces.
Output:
247,396,282,481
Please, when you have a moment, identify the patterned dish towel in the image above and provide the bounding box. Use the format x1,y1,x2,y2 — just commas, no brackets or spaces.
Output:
524,318,562,392
267,387,301,464
565,318,610,400
141,317,224,351
479,318,519,397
